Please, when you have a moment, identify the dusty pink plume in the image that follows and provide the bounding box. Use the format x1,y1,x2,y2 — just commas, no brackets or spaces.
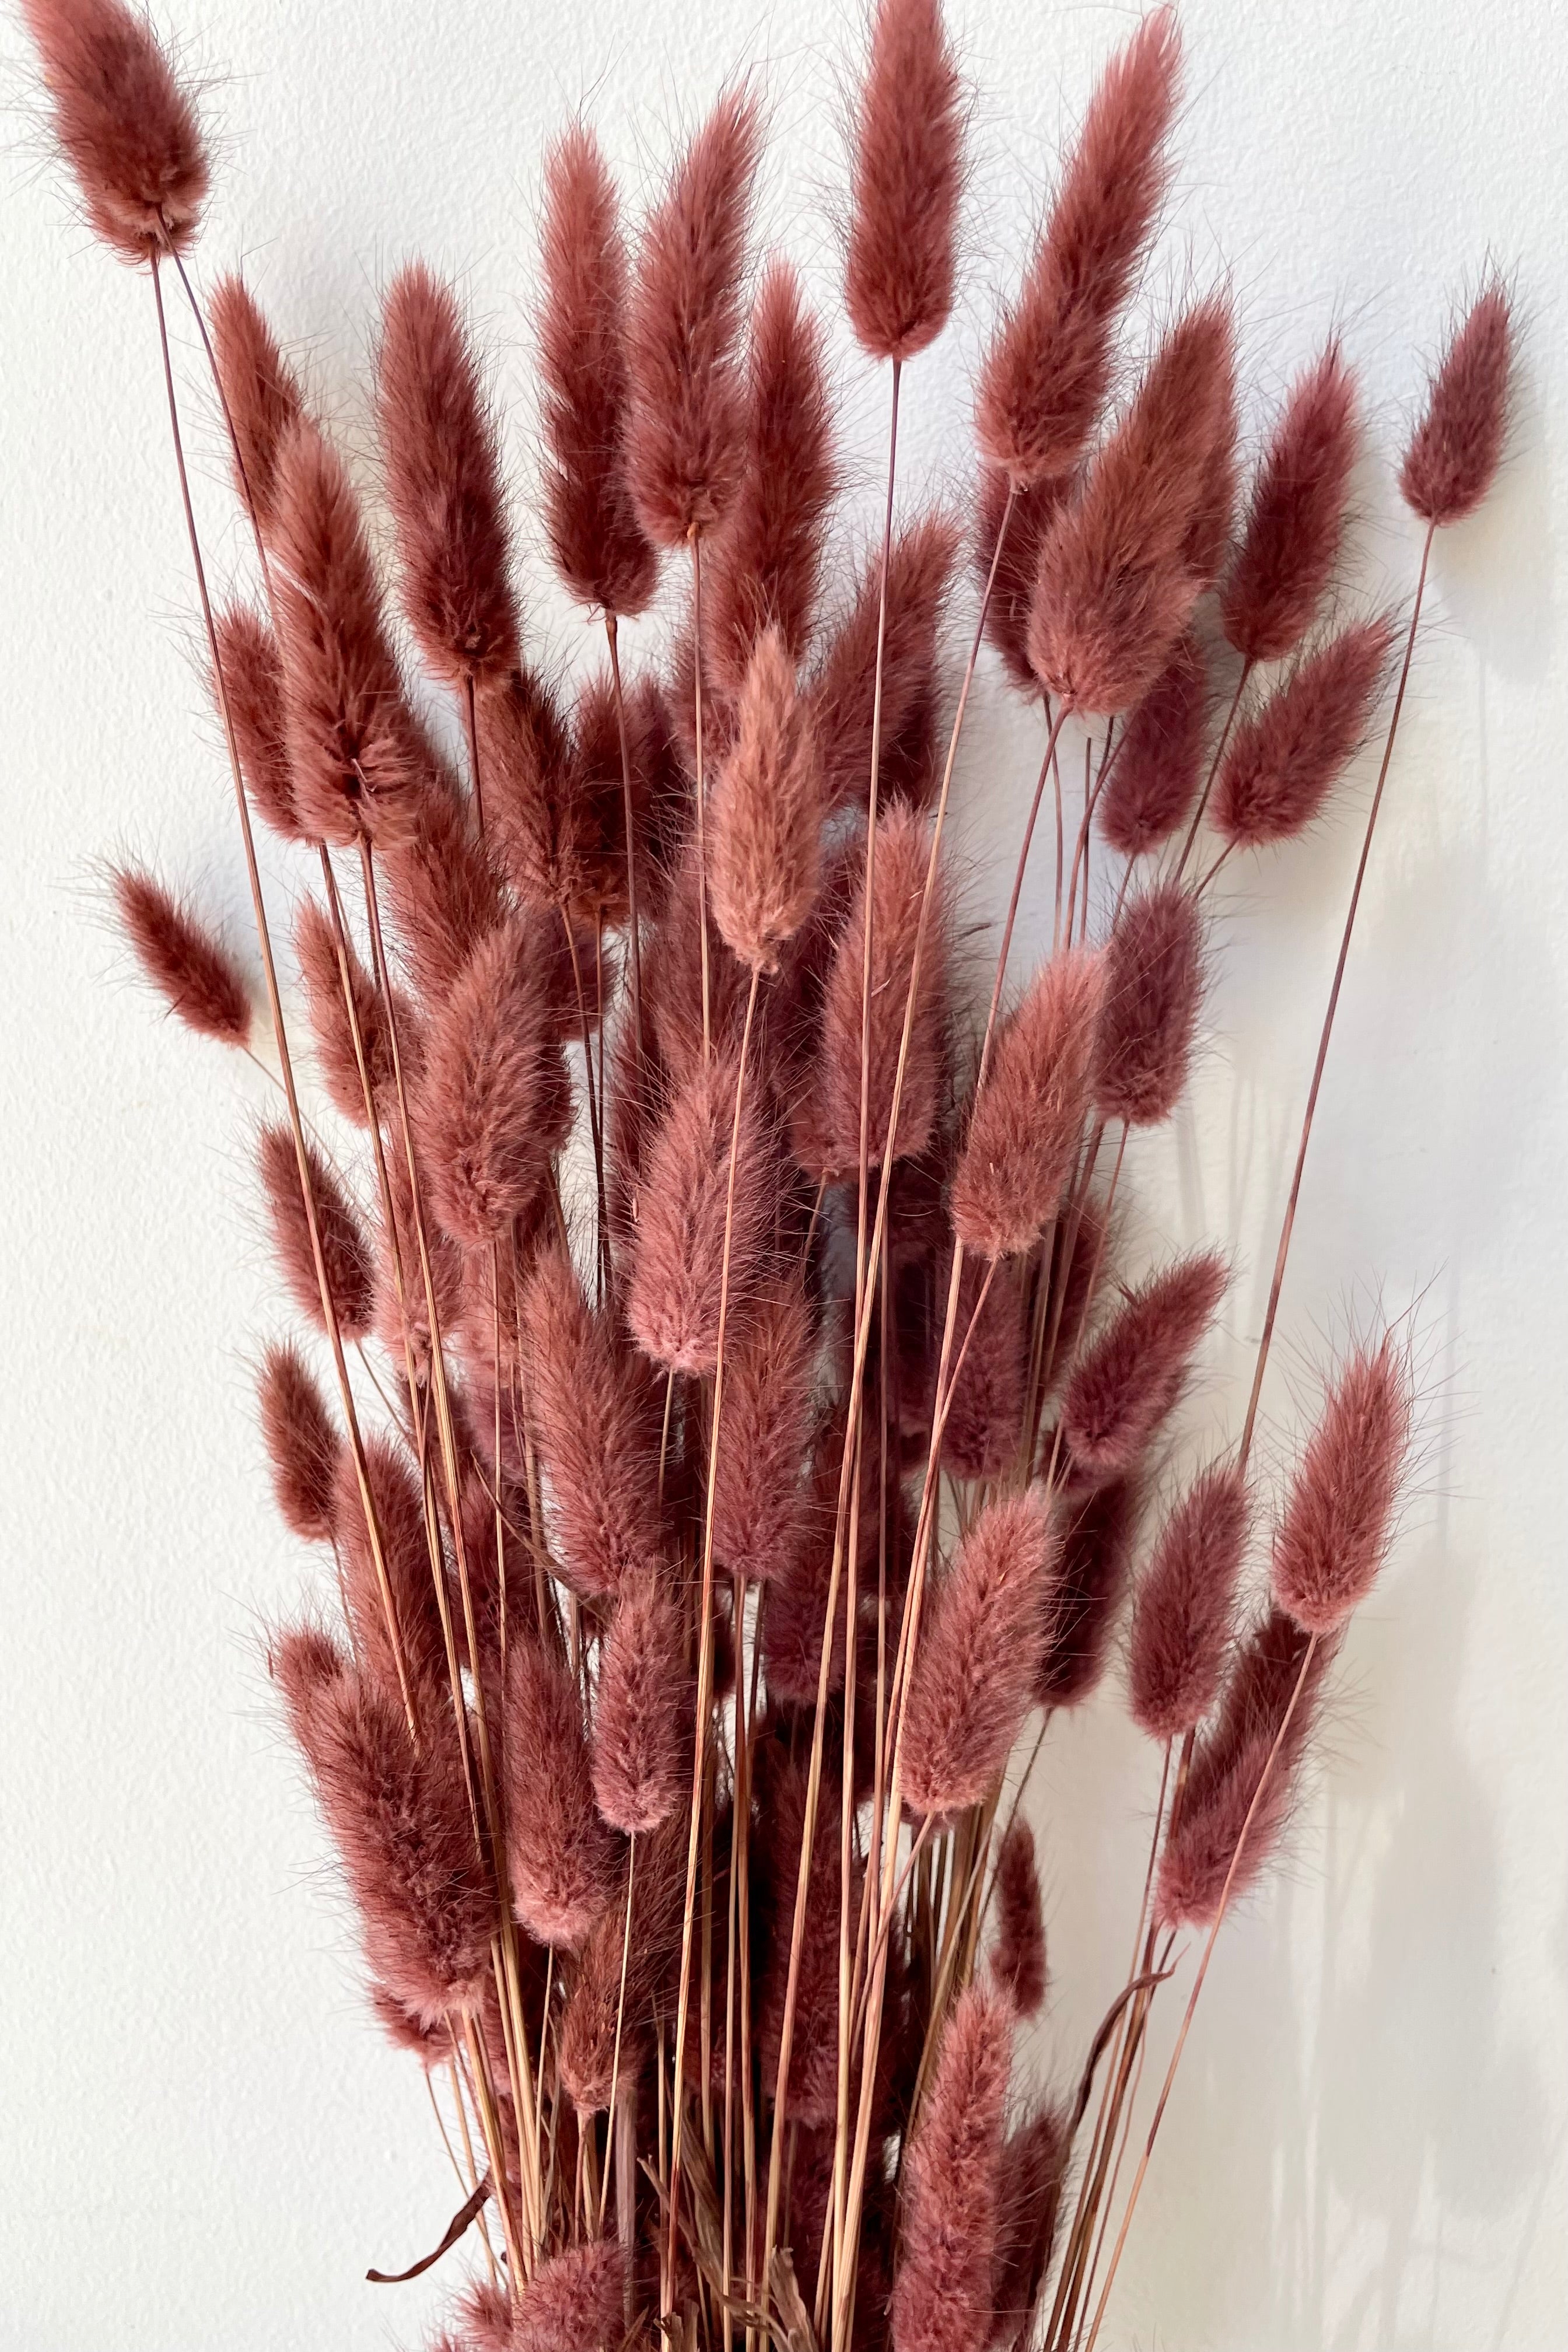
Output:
976,7,1181,487
1061,1248,1226,1478
376,262,519,690
1401,278,1514,528
812,513,963,812
256,1340,341,1545
1028,296,1236,713
990,2104,1071,2350
292,896,399,1128
331,1432,449,1704
1212,615,1395,850
538,124,657,617
991,1818,1046,2017
592,1564,691,1835
707,626,822,973
559,1811,688,2110
626,1048,774,1376
901,1487,1056,1819
977,467,1070,694
1096,626,1208,859
414,914,572,1249
208,274,304,540
257,1122,376,1340
624,87,762,547
1271,1333,1413,1634
272,1634,494,2025
890,1983,1013,2352
504,1635,622,1950
950,947,1104,1258
111,864,250,1047
521,1244,666,1601
1156,1603,1336,1926
709,1275,817,1584
23,0,208,265
212,604,300,841
1128,1458,1250,1741
938,1254,1029,1482
372,778,511,1006
1095,880,1203,1128
845,0,965,366
510,2239,629,2352
1034,1473,1139,1708
1220,342,1360,663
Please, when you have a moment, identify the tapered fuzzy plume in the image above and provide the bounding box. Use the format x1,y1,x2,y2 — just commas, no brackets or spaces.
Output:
293,897,397,1126
269,419,431,846
991,1819,1046,2016
989,2105,1071,2350
208,276,303,540
504,1637,621,1949
951,950,1104,1260
710,1275,817,1583
510,2240,628,2352
1096,881,1202,1128
1272,1334,1413,1635
707,627,822,972
1034,1474,1139,1708
257,1123,376,1340
591,1565,690,1835
1156,1604,1335,1926
521,1245,665,1600
560,1812,687,2109
705,261,837,691
1220,344,1359,663
477,663,586,916
1097,628,1206,859
538,125,657,616
625,88,762,546
414,916,572,1249
754,1754,864,2126
1212,616,1394,850
274,1641,494,2024
937,1253,1029,1482
1028,297,1236,713
760,1520,849,1705
1041,1189,1111,1380
977,467,1069,695
891,1983,1012,2352
1128,1460,1249,1740
110,865,250,1046
812,514,963,813
1061,1250,1226,1478
373,1139,464,1378
800,804,949,1179
902,1488,1056,1819
1401,280,1514,528
212,605,300,840
373,780,509,1005
845,0,965,365
625,1050,774,1376
331,1433,449,1703
368,1985,451,2068
975,8,1181,487
376,263,518,690
23,0,208,264
257,1340,340,1544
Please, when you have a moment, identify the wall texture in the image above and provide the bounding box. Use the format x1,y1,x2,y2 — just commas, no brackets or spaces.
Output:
2,1,1563,2346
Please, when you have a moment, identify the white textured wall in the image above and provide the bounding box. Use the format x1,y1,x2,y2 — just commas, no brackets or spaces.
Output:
2,1,1564,2346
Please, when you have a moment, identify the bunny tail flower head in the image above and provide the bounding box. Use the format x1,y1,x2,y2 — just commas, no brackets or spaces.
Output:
24,0,209,265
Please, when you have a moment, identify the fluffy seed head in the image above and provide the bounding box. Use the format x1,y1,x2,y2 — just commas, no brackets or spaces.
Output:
625,88,762,546
1061,1248,1226,1478
293,896,397,1127
1212,616,1394,850
592,1564,690,1835
111,865,249,1046
1028,297,1236,712
951,947,1104,1257
626,1050,774,1376
1096,881,1203,1128
977,467,1070,694
939,1254,1028,1482
504,1636,622,1949
371,781,508,1003
990,2105,1070,2350
991,1819,1046,2015
1220,344,1359,663
331,1433,449,1704
812,513,963,812
890,1983,1013,2352
1128,1459,1249,1740
257,1123,376,1340
1271,1334,1413,1634
1034,1474,1139,1708
845,0,965,365
511,2240,629,2352
376,263,519,688
975,8,1181,485
257,1340,341,1543
1097,627,1207,858
708,627,822,972
1401,279,1514,528
212,604,300,840
209,275,303,539
710,1276,817,1583
902,1487,1056,1819
23,0,208,264
559,1812,687,2109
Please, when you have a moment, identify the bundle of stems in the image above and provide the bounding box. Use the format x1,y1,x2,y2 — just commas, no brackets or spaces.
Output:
24,0,1514,2344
